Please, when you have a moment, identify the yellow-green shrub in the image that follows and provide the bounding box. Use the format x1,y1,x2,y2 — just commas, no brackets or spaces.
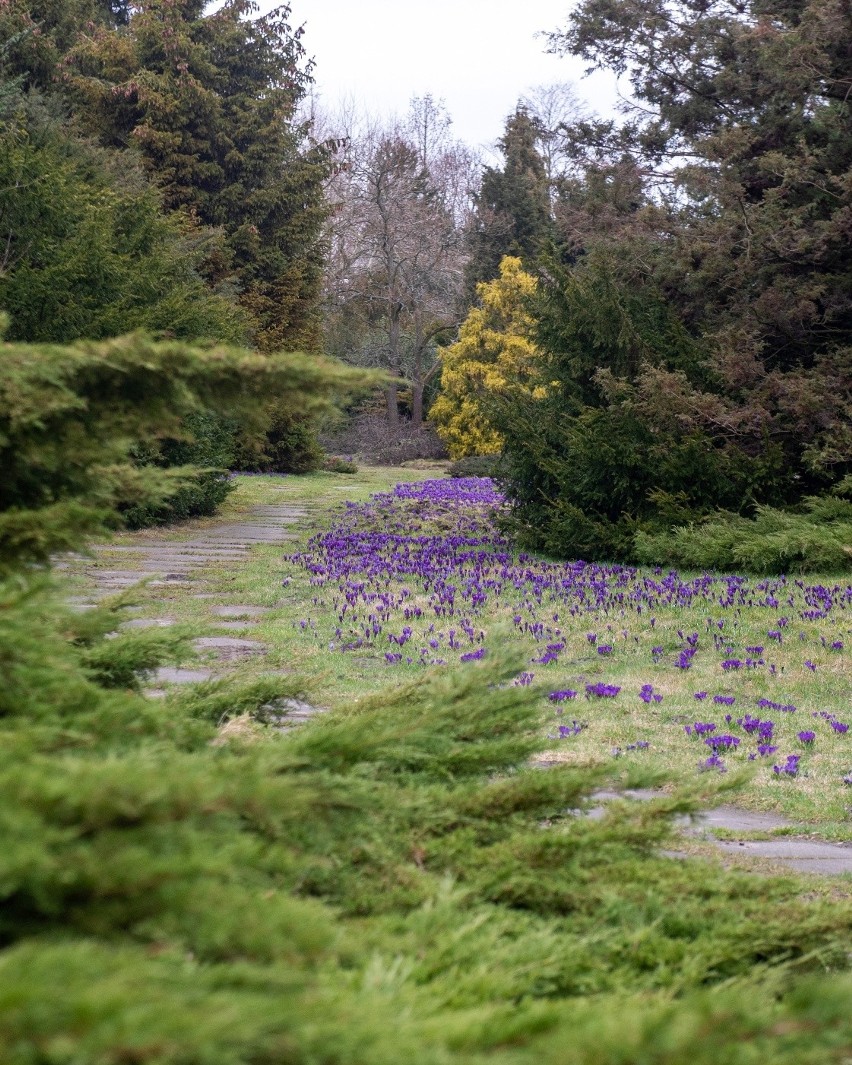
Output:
431,257,542,458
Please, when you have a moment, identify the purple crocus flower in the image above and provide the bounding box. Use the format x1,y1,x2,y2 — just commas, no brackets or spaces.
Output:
773,755,801,777
704,735,740,751
558,721,585,738
548,689,578,703
585,683,621,698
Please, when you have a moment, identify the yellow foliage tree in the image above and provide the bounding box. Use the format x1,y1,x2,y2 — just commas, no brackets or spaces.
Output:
431,257,540,458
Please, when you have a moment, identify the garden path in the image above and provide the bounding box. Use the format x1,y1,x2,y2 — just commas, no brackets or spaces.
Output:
62,496,315,691
60,481,852,878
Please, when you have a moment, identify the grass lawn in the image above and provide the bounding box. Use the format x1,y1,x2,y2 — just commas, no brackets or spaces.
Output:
5,465,852,1063
82,464,852,838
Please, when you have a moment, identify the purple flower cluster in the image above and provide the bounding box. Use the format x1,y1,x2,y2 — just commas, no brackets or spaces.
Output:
685,722,717,737
549,689,578,703
757,698,797,713
705,734,740,751
282,477,849,785
586,683,621,699
556,721,586,738
774,754,801,777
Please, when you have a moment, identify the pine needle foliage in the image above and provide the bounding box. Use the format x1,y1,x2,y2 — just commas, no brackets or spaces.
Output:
1,576,852,1061
0,330,374,569
636,483,852,574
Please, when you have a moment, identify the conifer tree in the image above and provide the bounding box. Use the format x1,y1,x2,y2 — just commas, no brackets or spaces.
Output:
61,0,330,351
431,257,541,458
0,92,248,346
492,0,852,563
465,107,554,292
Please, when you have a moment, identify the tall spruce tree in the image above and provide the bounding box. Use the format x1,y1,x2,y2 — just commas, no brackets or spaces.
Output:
465,107,554,293
59,0,330,351
490,0,852,565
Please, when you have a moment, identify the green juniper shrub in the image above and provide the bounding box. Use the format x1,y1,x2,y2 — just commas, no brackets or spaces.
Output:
0,331,372,569
121,411,237,528
636,483,852,574
448,454,505,479
233,403,325,474
2,582,852,1062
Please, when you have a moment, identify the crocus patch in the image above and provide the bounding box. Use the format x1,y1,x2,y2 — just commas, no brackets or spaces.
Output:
283,477,850,787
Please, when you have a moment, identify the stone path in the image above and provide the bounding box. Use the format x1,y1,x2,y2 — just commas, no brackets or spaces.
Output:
62,501,314,690
64,504,310,599
62,496,850,878
589,790,852,876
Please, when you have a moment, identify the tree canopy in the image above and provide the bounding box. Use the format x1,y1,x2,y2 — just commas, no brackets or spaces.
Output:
488,0,852,565
465,106,555,293
64,0,330,351
431,256,541,459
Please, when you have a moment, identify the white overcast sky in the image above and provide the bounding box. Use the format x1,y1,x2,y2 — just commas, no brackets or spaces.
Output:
285,0,619,153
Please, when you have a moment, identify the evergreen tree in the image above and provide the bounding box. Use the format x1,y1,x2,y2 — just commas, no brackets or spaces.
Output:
465,107,554,292
431,257,541,459
60,0,330,351
0,93,248,346
492,0,852,564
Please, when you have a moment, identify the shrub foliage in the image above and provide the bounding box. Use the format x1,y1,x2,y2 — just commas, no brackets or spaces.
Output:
0,329,372,569
1,581,852,1061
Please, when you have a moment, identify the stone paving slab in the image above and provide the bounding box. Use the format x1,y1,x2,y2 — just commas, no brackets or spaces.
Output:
587,789,852,876
106,562,193,574
148,667,214,685
258,697,324,729
689,805,793,833
715,837,852,862
121,618,176,629
212,605,271,618
90,570,154,581
193,636,266,652
193,636,267,662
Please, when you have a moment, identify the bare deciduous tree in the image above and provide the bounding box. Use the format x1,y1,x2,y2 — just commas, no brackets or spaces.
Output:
322,97,478,426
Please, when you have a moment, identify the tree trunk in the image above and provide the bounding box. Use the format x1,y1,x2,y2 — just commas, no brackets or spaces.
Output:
411,342,424,427
386,380,399,425
412,381,424,427
386,306,401,425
